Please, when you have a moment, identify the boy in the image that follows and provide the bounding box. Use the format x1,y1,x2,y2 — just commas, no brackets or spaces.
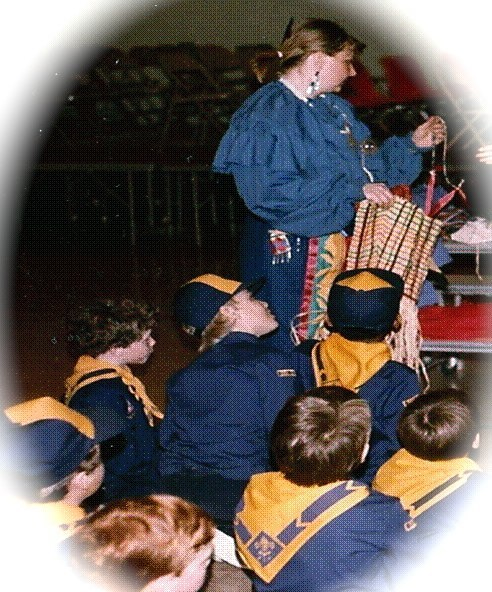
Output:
158,274,307,534
65,298,163,502
3,396,123,539
301,267,421,481
65,494,215,592
234,387,409,591
373,388,487,544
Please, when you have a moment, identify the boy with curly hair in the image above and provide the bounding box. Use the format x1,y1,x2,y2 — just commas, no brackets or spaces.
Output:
65,298,163,502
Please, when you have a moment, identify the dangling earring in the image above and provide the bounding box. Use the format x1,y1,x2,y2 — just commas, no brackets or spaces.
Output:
306,71,320,96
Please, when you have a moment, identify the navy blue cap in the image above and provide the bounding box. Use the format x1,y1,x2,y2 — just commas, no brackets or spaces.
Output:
327,268,404,336
174,274,265,337
2,397,125,487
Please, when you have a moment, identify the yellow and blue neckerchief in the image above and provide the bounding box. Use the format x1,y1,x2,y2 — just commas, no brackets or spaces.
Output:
312,332,391,392
65,355,163,426
235,472,369,583
373,448,481,530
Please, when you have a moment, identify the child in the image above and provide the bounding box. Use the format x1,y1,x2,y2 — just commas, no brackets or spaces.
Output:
158,274,307,535
234,387,409,591
65,298,163,502
65,494,215,592
373,388,487,542
302,267,421,481
3,396,123,539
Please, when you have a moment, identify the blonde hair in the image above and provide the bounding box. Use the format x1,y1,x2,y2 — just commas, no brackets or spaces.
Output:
199,308,236,353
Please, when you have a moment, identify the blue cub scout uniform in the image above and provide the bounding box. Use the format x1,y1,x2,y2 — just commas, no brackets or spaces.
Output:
158,332,306,480
69,377,159,500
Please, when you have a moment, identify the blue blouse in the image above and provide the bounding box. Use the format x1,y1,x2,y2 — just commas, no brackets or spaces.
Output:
213,81,425,238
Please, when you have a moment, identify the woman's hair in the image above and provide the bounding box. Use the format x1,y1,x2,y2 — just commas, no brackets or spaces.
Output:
252,18,362,83
67,298,157,357
66,495,215,592
271,387,370,486
397,389,479,461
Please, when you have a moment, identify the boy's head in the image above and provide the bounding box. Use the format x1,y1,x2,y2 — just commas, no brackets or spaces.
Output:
173,274,276,350
271,386,371,486
2,396,124,502
66,494,215,592
67,298,157,360
327,268,404,341
398,389,480,461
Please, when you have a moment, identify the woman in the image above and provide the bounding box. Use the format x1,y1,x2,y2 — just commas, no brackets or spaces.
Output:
213,18,445,351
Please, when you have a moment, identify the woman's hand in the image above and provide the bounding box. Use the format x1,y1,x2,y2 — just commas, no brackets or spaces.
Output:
363,183,395,208
412,116,446,147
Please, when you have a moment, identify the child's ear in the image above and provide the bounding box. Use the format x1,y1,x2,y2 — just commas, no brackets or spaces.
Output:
472,432,480,449
360,441,370,464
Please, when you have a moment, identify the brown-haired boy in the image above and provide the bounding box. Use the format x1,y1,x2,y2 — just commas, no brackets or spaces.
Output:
373,388,487,539
234,386,409,591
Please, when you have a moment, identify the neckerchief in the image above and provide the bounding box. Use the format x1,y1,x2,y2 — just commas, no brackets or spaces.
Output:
65,355,163,426
311,333,391,392
372,448,481,528
235,472,369,583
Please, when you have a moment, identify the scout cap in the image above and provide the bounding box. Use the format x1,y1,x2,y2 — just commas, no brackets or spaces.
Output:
2,396,125,487
173,274,265,337
327,268,404,337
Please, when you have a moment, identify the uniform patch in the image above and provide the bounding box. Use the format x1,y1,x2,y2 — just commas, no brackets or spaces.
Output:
276,369,297,377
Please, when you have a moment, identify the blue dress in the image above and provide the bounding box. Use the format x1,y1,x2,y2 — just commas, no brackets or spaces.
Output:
213,81,427,350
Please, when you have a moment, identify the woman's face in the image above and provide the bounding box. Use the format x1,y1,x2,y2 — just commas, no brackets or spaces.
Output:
316,45,356,94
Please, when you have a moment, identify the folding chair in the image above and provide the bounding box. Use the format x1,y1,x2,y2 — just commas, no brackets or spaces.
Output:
420,301,492,375
154,45,236,147
194,44,253,97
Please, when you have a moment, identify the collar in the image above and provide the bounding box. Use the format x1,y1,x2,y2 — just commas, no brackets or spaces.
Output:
312,333,391,391
221,332,260,344
373,448,481,518
278,78,309,102
235,472,368,583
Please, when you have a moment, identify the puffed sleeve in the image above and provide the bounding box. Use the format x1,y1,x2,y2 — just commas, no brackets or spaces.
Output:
324,95,425,189
370,134,425,187
213,84,366,237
